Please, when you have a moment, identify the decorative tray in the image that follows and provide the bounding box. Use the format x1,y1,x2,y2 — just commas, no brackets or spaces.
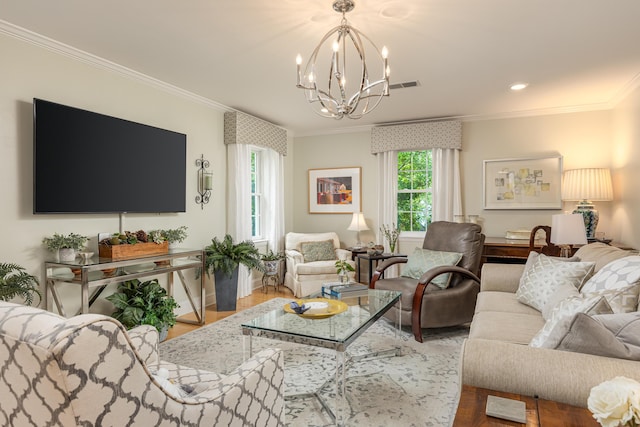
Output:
505,229,531,240
283,297,348,319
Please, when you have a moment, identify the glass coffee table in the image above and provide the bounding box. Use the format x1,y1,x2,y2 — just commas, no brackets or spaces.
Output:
241,289,402,425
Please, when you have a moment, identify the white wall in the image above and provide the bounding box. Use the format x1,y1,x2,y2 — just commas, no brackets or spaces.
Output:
612,85,640,248
292,110,619,247
0,33,228,313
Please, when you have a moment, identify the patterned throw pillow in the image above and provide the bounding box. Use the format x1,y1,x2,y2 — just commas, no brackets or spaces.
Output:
299,240,336,262
516,253,595,312
580,256,640,294
401,248,463,289
529,294,613,348
583,284,640,314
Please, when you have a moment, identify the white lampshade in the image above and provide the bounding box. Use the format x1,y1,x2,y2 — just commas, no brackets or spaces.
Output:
550,214,588,246
347,212,369,232
562,168,613,202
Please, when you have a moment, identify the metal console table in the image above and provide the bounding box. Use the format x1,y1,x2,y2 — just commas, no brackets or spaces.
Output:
45,248,206,325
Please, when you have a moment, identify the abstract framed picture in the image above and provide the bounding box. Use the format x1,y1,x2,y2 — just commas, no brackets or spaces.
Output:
308,167,361,214
483,156,563,210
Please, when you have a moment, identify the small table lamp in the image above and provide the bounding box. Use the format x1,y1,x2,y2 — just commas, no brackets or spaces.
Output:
348,212,369,249
550,213,588,257
561,168,613,240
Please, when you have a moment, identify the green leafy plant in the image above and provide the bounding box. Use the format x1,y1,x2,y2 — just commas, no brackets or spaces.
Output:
42,233,88,251
147,226,188,244
260,249,286,262
335,259,355,275
0,263,41,306
205,234,264,279
106,279,179,332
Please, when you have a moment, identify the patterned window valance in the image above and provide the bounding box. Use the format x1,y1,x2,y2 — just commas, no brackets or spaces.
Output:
371,120,462,153
224,111,287,156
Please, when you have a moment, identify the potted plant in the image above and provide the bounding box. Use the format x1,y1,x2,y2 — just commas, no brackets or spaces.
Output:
260,249,286,275
106,279,179,341
380,223,401,254
204,234,263,311
0,263,41,306
42,232,88,262
335,259,355,284
148,226,188,247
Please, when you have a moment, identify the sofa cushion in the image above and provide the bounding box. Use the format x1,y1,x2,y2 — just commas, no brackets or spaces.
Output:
295,260,341,275
469,311,545,344
580,256,640,294
541,282,580,320
401,248,463,289
475,291,541,317
540,312,640,361
529,294,613,347
300,240,336,262
516,253,595,311
574,242,635,272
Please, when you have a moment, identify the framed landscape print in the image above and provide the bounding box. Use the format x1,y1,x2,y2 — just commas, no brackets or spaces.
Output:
308,167,361,214
483,156,563,210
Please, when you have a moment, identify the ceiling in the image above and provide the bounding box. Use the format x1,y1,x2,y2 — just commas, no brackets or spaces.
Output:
2,0,640,136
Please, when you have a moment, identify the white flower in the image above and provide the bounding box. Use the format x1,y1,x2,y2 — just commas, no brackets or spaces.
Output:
588,377,640,427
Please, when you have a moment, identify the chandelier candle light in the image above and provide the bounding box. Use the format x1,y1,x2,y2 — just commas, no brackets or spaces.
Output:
296,0,390,119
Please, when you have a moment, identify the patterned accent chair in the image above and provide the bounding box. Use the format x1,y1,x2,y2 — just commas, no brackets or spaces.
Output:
0,301,284,426
371,221,485,343
284,232,356,297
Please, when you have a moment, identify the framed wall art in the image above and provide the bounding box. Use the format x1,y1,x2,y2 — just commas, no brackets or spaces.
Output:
483,156,563,210
308,167,361,214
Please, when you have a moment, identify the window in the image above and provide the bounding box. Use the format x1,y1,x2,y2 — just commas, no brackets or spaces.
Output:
250,149,262,238
397,150,433,232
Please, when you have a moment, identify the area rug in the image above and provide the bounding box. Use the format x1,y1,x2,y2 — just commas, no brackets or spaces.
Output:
159,298,468,427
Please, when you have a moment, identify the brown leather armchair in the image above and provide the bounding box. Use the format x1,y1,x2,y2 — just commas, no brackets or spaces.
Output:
370,221,485,342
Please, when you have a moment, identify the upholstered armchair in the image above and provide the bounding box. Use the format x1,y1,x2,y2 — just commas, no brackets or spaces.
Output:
370,221,485,342
0,301,284,426
284,232,356,297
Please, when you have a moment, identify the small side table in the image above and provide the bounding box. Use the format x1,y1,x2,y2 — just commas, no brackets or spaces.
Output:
356,253,407,285
262,271,280,293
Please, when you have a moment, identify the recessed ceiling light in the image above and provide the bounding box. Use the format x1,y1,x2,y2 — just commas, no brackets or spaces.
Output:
510,82,529,91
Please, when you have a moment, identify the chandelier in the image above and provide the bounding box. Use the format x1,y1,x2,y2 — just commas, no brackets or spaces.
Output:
296,0,390,119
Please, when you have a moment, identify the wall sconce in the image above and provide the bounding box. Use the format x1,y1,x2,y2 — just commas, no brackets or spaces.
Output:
196,154,213,209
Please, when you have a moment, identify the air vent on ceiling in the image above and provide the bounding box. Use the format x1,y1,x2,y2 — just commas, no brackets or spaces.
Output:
389,80,421,90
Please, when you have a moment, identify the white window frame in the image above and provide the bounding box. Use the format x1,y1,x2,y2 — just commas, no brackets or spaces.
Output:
250,148,265,240
397,150,433,237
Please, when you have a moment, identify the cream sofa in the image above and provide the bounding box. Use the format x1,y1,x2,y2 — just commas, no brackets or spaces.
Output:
460,243,640,408
284,232,356,297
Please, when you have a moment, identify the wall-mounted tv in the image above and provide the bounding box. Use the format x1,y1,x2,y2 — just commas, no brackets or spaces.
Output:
33,98,187,214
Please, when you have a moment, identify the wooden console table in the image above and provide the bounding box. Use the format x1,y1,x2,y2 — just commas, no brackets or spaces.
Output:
482,237,544,264
453,385,597,426
45,248,205,325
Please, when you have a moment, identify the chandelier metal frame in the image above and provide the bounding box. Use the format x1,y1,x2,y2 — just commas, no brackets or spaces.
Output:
296,0,390,119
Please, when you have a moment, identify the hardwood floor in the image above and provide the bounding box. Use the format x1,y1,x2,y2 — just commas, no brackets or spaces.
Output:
166,285,295,340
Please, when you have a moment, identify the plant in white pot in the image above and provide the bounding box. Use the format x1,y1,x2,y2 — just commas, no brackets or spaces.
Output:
149,226,188,248
260,249,286,275
42,233,88,262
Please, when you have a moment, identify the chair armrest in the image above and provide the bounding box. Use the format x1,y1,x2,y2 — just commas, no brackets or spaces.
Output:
370,257,409,288
286,249,303,264
480,263,525,293
417,265,480,287
127,325,159,366
335,248,351,260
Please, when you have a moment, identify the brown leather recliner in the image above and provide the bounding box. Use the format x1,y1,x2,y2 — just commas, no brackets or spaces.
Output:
370,221,485,342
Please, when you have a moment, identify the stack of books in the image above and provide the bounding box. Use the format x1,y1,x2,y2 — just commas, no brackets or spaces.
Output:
321,282,369,298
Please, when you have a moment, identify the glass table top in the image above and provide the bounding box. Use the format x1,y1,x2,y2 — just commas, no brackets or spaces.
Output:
241,289,401,348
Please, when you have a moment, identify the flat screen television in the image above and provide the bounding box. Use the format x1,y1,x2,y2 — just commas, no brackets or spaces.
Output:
33,98,187,214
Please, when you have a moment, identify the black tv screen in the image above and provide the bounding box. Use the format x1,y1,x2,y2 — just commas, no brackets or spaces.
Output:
33,98,186,214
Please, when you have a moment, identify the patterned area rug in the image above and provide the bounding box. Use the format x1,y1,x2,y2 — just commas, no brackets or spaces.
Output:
160,298,468,427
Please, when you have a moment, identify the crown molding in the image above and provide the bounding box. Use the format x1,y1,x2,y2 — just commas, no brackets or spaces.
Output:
0,19,231,112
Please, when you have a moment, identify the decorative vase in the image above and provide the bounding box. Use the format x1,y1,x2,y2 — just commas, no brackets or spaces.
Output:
339,271,349,284
214,268,239,311
263,260,279,275
58,248,76,262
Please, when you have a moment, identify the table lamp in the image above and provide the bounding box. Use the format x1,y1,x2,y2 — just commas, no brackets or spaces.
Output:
348,212,369,249
550,213,588,257
561,168,613,241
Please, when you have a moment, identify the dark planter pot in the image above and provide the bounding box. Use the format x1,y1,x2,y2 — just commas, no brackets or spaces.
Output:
214,268,239,311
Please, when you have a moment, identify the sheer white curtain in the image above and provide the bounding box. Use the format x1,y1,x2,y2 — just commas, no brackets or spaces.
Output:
377,151,400,278
262,148,285,253
227,143,253,299
432,148,462,222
